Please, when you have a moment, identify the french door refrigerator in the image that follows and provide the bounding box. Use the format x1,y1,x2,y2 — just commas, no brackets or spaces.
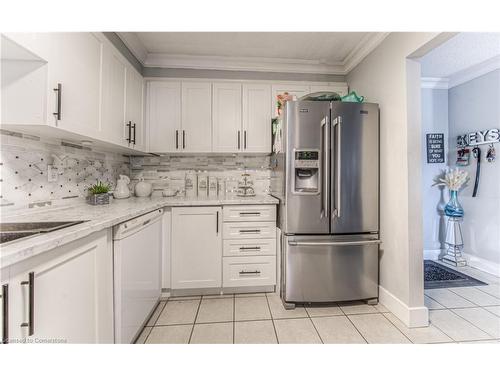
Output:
271,100,380,308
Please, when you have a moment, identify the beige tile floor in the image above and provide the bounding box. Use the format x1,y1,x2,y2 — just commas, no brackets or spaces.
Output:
136,265,500,344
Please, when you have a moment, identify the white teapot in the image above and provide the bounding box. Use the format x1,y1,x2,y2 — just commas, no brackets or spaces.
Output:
113,175,130,199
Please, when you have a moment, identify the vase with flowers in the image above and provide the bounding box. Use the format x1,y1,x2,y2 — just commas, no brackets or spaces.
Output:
433,168,469,217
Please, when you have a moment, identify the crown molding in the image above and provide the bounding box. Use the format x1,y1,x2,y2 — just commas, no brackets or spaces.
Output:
117,32,390,75
421,77,449,89
448,55,500,88
342,32,390,73
116,32,148,64
144,53,347,74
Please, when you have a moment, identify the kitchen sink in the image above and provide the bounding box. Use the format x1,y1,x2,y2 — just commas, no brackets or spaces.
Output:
0,221,87,244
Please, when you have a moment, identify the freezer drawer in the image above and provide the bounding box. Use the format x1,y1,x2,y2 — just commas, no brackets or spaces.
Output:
283,234,380,303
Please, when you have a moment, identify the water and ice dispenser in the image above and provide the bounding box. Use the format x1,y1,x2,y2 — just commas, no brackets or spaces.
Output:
293,149,320,194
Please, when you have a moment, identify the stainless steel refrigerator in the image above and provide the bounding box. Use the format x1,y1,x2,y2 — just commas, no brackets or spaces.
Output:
271,100,380,308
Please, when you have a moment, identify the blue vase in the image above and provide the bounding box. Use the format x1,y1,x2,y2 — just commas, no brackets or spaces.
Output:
444,190,464,218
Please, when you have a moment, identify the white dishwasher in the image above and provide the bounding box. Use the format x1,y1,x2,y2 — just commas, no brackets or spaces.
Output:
113,209,163,343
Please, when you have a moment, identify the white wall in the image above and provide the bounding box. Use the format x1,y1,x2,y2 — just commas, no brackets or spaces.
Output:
448,69,500,275
346,32,443,327
421,88,449,257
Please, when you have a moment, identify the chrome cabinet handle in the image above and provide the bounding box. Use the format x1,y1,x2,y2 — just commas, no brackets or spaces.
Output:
244,130,247,149
333,116,342,218
53,83,62,120
239,270,261,275
132,123,136,145
239,212,260,216
239,229,261,233
289,240,381,247
20,272,34,336
175,130,179,149
237,130,241,150
1,284,8,344
126,121,132,144
239,246,261,251
216,211,219,234
182,130,186,149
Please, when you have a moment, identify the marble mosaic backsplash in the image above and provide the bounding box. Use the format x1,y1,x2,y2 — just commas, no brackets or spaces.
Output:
129,155,271,197
0,133,129,209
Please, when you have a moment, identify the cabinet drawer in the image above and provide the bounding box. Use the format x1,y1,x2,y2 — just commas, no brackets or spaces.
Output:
223,238,276,257
223,256,276,287
223,205,276,222
222,222,276,240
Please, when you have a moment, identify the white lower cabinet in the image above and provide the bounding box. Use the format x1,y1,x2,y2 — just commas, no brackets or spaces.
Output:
223,256,276,288
222,205,277,290
171,206,222,289
6,230,114,344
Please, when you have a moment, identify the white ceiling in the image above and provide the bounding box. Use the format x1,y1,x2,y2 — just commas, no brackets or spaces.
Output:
421,32,500,78
118,32,388,74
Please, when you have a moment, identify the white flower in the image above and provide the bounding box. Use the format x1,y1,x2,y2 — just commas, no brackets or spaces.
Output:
433,168,469,191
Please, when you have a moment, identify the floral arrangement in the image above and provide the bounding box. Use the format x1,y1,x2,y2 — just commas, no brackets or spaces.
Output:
276,92,293,116
433,168,469,191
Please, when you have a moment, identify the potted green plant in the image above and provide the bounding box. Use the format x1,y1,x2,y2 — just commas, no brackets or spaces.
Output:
87,181,111,205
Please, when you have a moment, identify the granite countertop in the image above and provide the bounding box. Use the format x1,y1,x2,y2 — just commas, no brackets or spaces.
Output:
0,194,279,268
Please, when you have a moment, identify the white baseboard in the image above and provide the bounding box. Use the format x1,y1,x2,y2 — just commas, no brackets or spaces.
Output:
463,253,500,277
424,248,442,260
379,286,429,328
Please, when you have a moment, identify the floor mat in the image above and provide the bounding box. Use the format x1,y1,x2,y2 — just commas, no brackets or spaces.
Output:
424,260,488,289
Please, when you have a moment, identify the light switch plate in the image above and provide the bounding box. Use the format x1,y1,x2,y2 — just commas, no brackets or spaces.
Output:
47,165,58,182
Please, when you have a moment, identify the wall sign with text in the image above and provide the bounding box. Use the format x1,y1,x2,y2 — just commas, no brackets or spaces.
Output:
457,128,500,147
426,133,445,163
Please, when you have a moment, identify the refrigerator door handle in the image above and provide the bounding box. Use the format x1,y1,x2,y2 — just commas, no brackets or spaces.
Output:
333,116,342,218
320,116,329,218
289,240,381,246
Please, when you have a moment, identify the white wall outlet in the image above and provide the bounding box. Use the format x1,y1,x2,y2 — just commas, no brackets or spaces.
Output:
47,165,58,182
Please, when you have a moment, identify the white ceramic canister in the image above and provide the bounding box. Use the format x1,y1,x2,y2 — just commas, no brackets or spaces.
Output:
208,175,218,198
185,171,196,197
197,171,208,197
113,175,130,199
134,176,153,197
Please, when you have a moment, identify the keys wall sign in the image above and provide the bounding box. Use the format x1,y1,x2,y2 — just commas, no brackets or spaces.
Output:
457,128,500,147
426,133,445,163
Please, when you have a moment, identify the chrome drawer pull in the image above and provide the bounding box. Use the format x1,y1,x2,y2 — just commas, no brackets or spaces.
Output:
239,246,261,251
239,270,261,275
239,229,261,233
20,272,34,336
239,212,261,216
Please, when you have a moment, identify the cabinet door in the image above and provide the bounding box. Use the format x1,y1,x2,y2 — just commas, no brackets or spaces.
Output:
147,81,181,153
47,33,103,136
125,67,144,150
242,84,272,153
212,83,242,153
271,84,310,116
101,44,127,146
171,207,222,289
181,82,212,152
8,230,114,344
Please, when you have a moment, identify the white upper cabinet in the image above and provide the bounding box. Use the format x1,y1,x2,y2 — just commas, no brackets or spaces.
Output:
125,67,144,150
181,82,212,152
101,44,127,146
242,84,272,153
213,83,242,153
147,81,181,153
46,33,103,136
4,33,103,136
